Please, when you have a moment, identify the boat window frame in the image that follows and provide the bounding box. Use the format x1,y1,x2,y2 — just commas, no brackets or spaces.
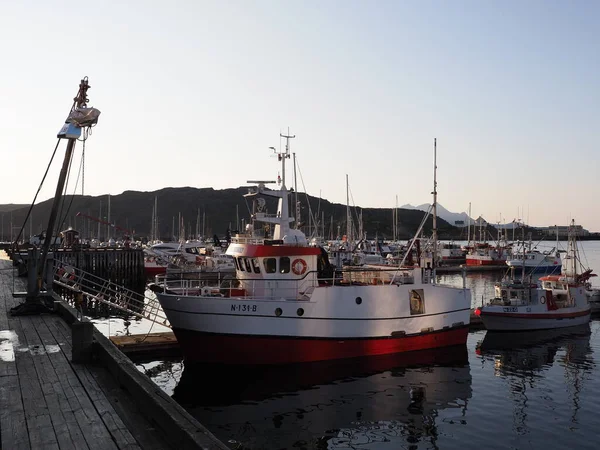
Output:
280,256,290,274
244,258,252,272
251,258,261,274
264,257,277,274
237,257,245,271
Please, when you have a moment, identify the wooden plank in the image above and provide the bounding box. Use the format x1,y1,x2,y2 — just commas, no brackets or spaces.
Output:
40,315,139,449
10,315,59,450
0,263,29,449
23,315,87,450
0,374,30,450
38,315,120,450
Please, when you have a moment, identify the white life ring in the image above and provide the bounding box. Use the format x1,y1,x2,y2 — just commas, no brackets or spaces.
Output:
540,295,546,304
201,286,212,296
291,258,308,275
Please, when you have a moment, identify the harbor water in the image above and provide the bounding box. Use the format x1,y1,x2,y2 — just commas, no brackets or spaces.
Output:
113,241,600,449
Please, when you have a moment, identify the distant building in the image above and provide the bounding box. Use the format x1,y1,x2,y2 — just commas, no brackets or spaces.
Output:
537,225,589,238
454,220,465,226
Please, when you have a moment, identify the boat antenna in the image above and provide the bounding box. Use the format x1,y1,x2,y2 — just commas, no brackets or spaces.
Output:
279,129,295,188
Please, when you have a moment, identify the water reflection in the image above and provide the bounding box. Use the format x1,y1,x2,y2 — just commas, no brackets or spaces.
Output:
476,325,594,437
174,346,472,450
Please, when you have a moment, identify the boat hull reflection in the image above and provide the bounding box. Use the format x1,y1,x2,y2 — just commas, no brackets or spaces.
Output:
174,345,472,449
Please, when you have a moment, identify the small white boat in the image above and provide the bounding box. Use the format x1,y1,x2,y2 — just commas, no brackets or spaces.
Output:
506,249,561,272
475,221,590,331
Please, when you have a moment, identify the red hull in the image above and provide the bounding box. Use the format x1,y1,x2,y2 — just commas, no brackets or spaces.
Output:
465,258,506,266
144,265,167,277
171,327,469,364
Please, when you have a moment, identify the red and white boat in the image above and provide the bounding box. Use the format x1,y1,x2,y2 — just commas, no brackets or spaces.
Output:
475,222,591,331
438,242,466,264
155,135,472,364
465,243,509,266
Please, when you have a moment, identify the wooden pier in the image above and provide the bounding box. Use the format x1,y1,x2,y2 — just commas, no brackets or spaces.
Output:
0,259,228,450
12,248,147,293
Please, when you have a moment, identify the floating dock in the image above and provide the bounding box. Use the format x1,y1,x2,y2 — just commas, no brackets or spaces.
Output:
0,259,228,450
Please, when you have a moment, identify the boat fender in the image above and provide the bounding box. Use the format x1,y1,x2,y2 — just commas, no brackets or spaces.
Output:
292,258,308,275
540,295,546,304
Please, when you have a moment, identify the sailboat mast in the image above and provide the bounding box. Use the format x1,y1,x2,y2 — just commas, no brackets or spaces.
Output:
346,174,351,244
293,152,299,229
98,200,102,240
467,202,471,247
432,138,438,268
107,194,111,241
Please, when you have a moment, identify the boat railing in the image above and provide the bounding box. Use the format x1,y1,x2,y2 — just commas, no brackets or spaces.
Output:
155,266,427,299
231,236,266,245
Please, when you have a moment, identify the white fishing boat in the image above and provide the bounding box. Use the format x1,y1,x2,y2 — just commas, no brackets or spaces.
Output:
154,135,471,364
144,240,233,276
475,221,590,331
506,230,561,272
506,249,561,272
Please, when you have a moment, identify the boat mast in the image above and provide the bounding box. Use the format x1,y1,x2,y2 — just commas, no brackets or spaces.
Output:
432,138,438,268
253,129,295,241
346,174,351,245
107,194,111,241
293,152,300,229
279,130,294,188
467,202,471,248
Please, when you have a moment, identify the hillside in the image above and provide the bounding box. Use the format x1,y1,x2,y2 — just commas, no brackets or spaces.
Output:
1,187,473,242
0,204,28,213
401,203,472,226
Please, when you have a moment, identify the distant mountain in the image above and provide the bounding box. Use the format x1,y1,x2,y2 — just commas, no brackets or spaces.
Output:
1,187,468,241
0,204,27,213
400,203,472,227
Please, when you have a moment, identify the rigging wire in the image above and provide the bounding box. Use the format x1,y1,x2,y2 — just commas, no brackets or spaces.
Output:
12,139,62,247
59,146,89,239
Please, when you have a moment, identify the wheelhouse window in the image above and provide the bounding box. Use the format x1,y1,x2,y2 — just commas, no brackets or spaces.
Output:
280,257,290,274
233,257,240,271
237,257,245,271
264,258,276,273
244,258,252,272
251,258,261,274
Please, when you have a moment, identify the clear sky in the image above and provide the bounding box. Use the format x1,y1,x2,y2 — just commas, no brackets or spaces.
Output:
1,1,598,229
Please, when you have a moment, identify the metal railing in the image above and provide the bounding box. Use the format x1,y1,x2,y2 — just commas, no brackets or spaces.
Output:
53,263,170,327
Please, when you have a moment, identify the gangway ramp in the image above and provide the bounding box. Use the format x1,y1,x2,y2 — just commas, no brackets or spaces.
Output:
52,263,170,328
